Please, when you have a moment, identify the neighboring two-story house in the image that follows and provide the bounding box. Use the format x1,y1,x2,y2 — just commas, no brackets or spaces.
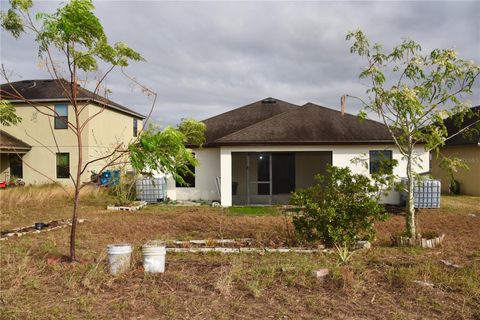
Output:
0,79,144,185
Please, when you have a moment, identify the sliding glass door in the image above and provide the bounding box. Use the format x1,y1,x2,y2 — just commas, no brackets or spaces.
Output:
232,151,332,205
272,153,295,195
243,152,295,205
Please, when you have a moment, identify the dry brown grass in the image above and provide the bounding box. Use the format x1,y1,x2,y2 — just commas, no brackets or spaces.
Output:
0,186,479,319
0,184,109,229
0,183,104,208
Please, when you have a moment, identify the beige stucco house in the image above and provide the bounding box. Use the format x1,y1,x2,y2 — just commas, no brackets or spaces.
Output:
431,106,480,196
1,79,144,186
165,98,430,206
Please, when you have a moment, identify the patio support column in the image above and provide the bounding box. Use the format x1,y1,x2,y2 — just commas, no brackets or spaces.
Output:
220,148,232,207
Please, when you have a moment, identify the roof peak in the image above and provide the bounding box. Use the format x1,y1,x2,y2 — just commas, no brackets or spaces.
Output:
1,79,145,119
202,97,299,122
207,99,394,146
302,102,349,113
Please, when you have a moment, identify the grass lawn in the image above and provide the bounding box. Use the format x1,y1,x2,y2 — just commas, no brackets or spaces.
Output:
0,186,479,319
227,206,280,216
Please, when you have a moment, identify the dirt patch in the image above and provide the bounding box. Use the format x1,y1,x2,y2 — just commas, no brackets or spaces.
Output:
376,207,480,262
0,191,479,319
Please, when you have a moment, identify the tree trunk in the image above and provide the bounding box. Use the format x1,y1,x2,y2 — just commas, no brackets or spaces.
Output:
70,182,80,261
69,119,82,261
405,153,416,237
69,58,82,262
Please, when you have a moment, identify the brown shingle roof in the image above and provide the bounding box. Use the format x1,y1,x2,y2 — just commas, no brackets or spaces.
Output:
0,130,31,151
204,101,394,146
1,79,145,119
203,98,300,143
443,106,480,146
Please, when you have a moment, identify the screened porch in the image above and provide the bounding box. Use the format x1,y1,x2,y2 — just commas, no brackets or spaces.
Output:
231,151,332,205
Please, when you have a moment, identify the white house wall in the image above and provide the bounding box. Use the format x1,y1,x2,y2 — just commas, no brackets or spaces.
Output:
167,148,221,202
221,145,428,206
168,144,428,206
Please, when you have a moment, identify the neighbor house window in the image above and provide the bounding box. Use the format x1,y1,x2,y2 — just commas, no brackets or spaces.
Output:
369,150,393,174
54,104,68,129
176,154,195,188
9,154,23,178
56,153,70,178
133,118,138,137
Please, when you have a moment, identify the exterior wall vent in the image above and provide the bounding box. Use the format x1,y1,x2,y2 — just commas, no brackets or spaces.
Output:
261,98,276,104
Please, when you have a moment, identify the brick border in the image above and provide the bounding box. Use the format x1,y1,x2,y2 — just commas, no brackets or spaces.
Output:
107,201,147,211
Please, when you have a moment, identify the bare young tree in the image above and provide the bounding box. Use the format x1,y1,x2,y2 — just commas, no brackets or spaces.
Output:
1,0,205,261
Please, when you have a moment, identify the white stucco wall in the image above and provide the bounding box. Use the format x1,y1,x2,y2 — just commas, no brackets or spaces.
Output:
169,144,428,206
166,148,221,201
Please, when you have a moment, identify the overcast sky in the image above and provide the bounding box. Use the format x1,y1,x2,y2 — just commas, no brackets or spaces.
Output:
1,0,479,125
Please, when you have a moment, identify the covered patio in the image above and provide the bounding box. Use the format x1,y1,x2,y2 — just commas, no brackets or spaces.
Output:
0,130,31,182
231,151,332,205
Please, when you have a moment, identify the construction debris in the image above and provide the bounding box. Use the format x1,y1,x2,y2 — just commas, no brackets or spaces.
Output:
413,280,434,288
107,201,147,211
440,259,462,269
0,219,86,240
312,269,330,279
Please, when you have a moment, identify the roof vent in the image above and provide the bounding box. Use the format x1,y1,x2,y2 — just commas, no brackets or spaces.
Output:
261,98,276,104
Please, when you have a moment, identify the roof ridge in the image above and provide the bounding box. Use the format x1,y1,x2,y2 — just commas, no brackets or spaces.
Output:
213,102,395,145
214,103,306,143
304,102,388,127
202,97,300,122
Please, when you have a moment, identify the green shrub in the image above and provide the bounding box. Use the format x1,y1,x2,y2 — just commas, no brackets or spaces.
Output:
291,165,388,247
109,171,137,205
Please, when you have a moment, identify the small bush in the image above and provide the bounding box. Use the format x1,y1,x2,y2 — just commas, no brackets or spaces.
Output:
109,171,137,206
291,165,388,247
329,266,356,289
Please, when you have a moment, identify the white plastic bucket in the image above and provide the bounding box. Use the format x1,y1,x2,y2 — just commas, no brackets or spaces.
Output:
142,241,166,273
107,243,132,275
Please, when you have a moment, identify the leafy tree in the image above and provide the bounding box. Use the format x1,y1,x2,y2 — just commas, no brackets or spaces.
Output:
129,120,206,186
1,0,204,261
177,118,207,146
0,100,22,126
291,165,388,247
346,30,480,238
